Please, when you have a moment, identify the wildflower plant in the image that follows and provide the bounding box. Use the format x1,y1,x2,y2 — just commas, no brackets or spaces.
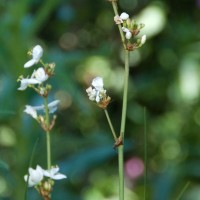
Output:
18,45,66,200
86,1,146,200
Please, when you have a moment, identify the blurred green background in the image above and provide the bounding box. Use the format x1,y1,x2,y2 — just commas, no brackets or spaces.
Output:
0,0,200,199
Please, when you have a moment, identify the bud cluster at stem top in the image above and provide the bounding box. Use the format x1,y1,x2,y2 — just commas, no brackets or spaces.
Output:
114,12,147,50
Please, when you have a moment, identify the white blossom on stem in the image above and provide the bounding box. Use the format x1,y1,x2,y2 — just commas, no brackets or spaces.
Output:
32,67,48,83
120,12,129,20
24,165,44,187
24,45,43,68
122,27,132,39
18,77,41,91
114,12,129,24
86,77,107,103
43,166,67,180
47,100,60,113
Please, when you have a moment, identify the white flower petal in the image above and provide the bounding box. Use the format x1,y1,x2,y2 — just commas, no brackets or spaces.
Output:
32,45,43,62
24,59,37,68
141,35,147,45
125,31,132,39
52,173,67,180
24,105,38,119
48,100,60,113
92,77,104,91
24,45,43,68
33,67,48,83
120,12,129,20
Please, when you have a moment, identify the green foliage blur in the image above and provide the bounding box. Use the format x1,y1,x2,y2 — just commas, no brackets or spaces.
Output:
0,0,200,199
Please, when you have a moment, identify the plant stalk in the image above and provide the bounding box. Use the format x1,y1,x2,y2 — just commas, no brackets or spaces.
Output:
104,109,118,141
43,97,51,169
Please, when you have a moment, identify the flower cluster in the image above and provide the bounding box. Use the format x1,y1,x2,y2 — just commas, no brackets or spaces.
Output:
24,165,66,187
18,45,59,131
24,165,66,198
86,77,111,109
18,45,55,96
114,12,146,50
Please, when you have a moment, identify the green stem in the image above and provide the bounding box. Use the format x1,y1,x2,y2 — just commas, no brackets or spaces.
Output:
109,2,130,200
111,1,126,49
120,50,129,139
43,97,51,169
175,181,190,200
118,145,124,200
104,109,118,141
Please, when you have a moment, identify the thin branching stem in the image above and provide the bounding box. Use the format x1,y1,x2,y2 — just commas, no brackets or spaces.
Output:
104,109,118,141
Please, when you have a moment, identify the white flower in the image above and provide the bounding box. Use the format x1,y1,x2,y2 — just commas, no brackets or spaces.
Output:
24,105,38,119
122,27,132,39
32,67,48,83
25,100,60,117
92,77,104,91
24,165,44,187
141,35,146,45
47,100,60,113
114,12,129,24
24,45,43,68
86,77,107,103
120,12,129,20
18,77,41,90
43,166,67,180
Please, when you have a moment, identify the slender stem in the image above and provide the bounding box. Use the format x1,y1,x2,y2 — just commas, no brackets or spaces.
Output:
104,109,118,141
43,97,51,169
120,50,129,139
175,181,190,200
144,108,147,200
111,1,126,49
109,2,130,200
118,145,124,200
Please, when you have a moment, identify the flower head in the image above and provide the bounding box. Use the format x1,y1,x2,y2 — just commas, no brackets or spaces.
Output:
92,77,104,91
24,165,44,187
86,77,111,108
24,45,43,68
43,166,67,180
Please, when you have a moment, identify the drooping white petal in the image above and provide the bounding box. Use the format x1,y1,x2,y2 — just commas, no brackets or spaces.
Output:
48,100,60,113
24,105,38,119
24,59,37,68
32,45,43,62
43,166,67,180
24,45,43,68
92,77,104,91
18,78,41,90
120,12,129,20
